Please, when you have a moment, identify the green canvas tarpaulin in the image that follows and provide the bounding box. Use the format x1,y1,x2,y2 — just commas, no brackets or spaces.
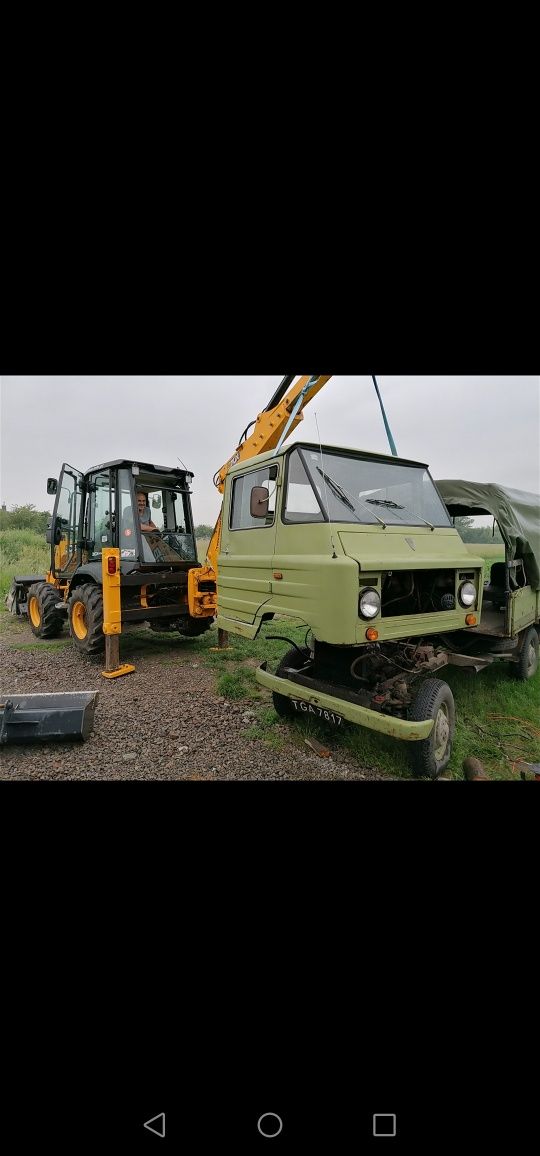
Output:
435,480,540,591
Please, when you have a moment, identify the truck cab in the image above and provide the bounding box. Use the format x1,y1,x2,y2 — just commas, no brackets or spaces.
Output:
217,442,485,644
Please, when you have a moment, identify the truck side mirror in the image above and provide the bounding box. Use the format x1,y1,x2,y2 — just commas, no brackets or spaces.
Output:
47,478,58,495
250,486,269,518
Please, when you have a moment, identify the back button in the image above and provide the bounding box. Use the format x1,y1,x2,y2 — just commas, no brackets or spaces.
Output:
143,1113,166,1138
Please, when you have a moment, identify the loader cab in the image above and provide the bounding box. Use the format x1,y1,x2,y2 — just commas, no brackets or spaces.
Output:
48,459,198,580
115,464,198,566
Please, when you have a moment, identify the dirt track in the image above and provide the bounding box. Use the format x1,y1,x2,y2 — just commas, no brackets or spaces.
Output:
0,615,387,781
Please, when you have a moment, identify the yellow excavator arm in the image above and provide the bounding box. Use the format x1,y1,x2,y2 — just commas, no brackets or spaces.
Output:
187,375,332,618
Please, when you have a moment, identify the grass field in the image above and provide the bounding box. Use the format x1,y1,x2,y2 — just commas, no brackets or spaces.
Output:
0,529,49,599
2,535,537,779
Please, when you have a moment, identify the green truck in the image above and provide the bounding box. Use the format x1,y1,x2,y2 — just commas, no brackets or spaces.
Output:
435,480,540,681
216,441,491,777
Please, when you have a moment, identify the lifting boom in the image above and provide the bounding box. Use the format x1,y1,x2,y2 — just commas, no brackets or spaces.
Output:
187,375,332,618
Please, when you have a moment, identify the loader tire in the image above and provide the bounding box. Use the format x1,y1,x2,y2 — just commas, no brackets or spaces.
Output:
177,616,214,637
272,646,311,719
27,581,65,639
68,583,105,655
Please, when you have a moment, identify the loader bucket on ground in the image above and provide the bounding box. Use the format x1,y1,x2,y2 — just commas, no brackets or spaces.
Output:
0,692,98,744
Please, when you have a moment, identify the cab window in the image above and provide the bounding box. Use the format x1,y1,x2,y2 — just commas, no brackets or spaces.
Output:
230,466,276,530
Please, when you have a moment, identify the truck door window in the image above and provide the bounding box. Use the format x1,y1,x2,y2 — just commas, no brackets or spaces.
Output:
230,466,276,530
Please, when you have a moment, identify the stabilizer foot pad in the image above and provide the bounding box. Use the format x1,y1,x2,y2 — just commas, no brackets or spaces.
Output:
101,664,136,679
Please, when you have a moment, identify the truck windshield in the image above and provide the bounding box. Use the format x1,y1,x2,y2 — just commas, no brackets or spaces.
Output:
285,448,452,527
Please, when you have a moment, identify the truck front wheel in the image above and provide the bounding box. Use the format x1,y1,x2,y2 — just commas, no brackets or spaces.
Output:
409,678,455,778
515,627,539,680
272,647,311,718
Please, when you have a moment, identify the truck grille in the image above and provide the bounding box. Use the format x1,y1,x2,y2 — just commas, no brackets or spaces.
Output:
381,569,457,617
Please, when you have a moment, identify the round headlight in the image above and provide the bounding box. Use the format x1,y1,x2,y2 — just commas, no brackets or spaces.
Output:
359,588,381,619
459,581,476,608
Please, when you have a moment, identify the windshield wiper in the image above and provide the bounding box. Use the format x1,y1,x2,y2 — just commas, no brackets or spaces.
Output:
366,498,434,530
317,468,387,527
366,499,402,508
317,468,354,510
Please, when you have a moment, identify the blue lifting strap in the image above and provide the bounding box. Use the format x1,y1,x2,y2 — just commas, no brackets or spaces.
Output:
371,375,398,456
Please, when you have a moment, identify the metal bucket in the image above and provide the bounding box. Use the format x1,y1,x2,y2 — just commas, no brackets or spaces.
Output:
0,692,98,744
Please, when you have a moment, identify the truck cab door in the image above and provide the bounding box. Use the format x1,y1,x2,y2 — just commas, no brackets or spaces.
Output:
219,462,280,625
49,463,84,578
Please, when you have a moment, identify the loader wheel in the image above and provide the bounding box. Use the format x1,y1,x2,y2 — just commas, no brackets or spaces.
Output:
272,646,311,719
515,626,539,681
177,617,214,637
408,678,455,778
67,583,104,655
27,582,65,639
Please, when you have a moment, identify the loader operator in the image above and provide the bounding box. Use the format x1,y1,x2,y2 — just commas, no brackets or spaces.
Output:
136,490,157,531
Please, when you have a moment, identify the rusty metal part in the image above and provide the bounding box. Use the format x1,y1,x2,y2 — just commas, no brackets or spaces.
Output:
304,737,332,758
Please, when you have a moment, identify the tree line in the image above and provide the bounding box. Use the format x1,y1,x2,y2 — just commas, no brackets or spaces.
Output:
453,516,503,543
0,504,52,533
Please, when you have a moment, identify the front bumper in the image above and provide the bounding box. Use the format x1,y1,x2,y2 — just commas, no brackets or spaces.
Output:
256,664,434,742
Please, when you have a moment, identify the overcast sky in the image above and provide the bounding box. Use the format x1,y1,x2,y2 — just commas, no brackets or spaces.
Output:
1,376,538,523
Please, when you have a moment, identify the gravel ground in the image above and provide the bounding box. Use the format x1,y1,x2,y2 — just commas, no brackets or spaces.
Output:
0,616,388,781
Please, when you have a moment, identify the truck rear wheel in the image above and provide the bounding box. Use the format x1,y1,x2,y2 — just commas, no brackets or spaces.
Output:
409,678,455,778
515,626,539,680
67,584,104,655
27,582,65,639
272,646,311,718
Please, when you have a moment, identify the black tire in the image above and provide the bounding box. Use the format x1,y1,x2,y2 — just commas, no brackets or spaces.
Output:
409,678,455,778
272,646,311,719
27,581,65,639
149,621,176,633
515,626,539,680
67,583,104,655
176,616,214,637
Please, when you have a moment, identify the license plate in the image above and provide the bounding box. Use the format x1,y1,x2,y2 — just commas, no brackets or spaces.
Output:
290,700,343,726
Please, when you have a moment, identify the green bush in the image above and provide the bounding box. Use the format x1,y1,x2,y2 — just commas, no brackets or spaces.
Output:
0,504,52,533
0,530,49,598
